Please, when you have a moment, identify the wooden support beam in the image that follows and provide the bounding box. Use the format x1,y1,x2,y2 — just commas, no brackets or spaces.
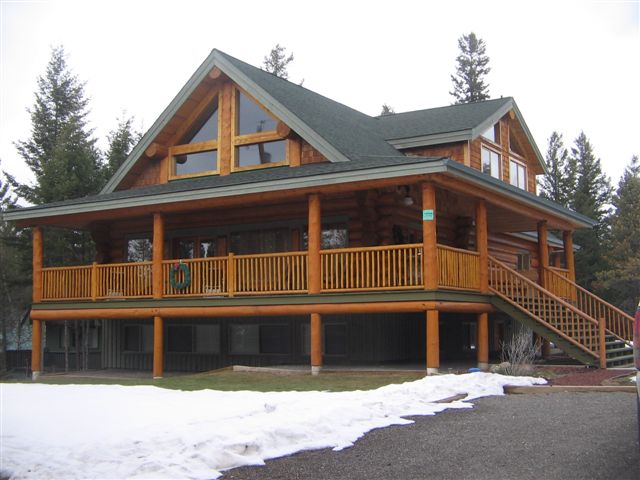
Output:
219,82,232,176
563,230,575,282
32,226,43,303
145,143,168,160
310,313,322,375
308,193,321,294
208,67,223,81
287,138,301,167
276,121,294,139
426,309,439,374
153,316,164,379
598,317,607,369
537,220,549,288
475,200,489,293
477,312,489,370
31,318,42,379
30,301,495,321
152,213,165,299
422,183,438,290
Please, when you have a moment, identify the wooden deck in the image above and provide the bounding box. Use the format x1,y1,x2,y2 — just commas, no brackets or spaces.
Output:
39,244,480,302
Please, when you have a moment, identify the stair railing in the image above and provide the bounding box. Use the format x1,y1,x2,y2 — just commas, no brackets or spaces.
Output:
544,267,635,343
489,257,602,362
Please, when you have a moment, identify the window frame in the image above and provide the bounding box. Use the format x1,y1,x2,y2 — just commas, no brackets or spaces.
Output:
168,93,221,180
509,155,528,190
481,145,502,180
231,87,289,173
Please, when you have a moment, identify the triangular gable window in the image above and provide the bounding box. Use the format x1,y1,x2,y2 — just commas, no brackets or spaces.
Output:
237,91,277,135
183,103,219,144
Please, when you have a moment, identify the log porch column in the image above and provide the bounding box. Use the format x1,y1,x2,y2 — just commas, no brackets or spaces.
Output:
308,193,322,375
537,220,551,358
152,214,165,378
152,213,165,300
421,183,437,290
426,309,439,375
31,318,42,380
153,316,164,379
31,226,43,379
422,183,439,374
475,200,490,370
563,230,575,282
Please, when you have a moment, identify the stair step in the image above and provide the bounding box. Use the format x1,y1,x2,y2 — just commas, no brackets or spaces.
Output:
606,354,635,364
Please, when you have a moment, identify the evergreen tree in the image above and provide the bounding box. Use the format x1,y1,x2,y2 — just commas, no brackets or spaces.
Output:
539,132,572,206
0,164,32,372
5,46,103,266
596,155,640,313
569,132,612,289
263,44,294,79
103,115,140,181
380,104,395,116
450,32,491,104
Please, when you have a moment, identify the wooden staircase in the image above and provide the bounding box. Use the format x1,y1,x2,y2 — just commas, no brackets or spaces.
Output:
488,257,635,368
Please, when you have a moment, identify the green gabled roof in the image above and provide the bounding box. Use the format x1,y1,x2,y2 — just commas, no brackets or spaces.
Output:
102,49,400,194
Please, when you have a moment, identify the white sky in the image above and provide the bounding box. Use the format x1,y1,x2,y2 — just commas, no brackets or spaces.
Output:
1,0,638,193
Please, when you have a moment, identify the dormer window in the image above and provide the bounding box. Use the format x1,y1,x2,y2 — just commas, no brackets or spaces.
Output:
170,98,220,179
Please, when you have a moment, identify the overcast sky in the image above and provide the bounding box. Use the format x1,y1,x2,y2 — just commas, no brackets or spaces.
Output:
1,0,638,196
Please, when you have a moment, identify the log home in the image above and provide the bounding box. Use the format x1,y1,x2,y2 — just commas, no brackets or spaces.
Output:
5,49,635,378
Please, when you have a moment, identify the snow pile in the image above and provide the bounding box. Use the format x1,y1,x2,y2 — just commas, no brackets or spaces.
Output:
1,372,545,479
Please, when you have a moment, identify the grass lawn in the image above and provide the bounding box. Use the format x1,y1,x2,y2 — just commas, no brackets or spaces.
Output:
3,370,426,392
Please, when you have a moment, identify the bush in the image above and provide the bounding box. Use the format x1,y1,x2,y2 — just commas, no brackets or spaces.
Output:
492,328,539,376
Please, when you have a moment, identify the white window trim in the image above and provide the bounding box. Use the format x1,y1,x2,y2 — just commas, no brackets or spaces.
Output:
481,145,502,180
509,157,527,190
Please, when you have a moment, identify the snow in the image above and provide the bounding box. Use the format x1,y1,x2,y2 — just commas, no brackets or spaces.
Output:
1,373,545,479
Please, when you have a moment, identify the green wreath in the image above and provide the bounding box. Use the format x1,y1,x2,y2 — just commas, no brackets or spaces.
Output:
169,262,191,290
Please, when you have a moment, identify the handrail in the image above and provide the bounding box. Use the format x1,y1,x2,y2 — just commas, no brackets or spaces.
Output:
489,256,600,358
544,266,635,342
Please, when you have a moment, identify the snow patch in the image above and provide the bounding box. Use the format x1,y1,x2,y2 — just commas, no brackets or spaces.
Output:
1,373,545,479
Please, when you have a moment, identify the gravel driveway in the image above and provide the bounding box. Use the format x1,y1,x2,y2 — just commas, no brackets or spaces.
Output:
223,392,639,480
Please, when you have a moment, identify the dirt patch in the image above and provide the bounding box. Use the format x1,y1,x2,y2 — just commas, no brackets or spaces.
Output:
538,366,635,386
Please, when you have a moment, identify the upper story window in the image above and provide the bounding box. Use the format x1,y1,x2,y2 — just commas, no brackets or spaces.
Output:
481,146,501,179
170,98,219,179
510,158,527,190
233,89,287,171
481,123,499,144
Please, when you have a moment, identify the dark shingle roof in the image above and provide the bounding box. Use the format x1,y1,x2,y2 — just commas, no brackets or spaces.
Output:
217,50,401,161
375,97,513,140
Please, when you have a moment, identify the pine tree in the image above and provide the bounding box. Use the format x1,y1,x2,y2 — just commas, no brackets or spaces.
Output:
5,46,103,266
103,115,140,181
450,32,491,104
0,165,32,372
539,132,572,206
596,155,640,313
263,44,294,79
380,104,395,116
569,132,612,289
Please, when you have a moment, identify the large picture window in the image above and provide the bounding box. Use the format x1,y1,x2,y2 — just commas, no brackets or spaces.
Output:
126,238,152,262
170,98,219,179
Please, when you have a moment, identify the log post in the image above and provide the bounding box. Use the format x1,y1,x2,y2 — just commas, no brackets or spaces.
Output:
31,318,42,380
152,213,165,300
426,309,439,374
599,317,607,369
91,262,98,301
421,183,438,290
537,220,549,289
310,313,322,375
563,230,575,282
475,199,489,293
227,252,235,297
32,226,43,303
308,193,322,374
477,312,489,370
153,316,164,379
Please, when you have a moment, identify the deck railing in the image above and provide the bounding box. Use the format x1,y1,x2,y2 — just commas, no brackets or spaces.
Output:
96,262,153,299
544,266,635,342
321,244,423,292
543,267,574,300
437,245,480,291
39,243,484,301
